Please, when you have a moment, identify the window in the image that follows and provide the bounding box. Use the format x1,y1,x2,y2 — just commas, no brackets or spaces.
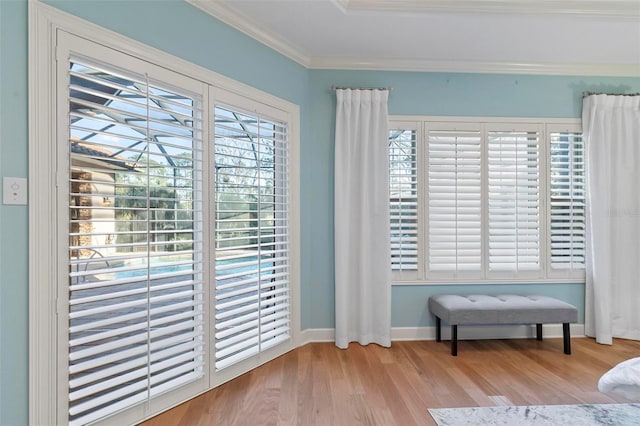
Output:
487,126,541,275
66,57,205,426
389,124,419,276
390,118,584,283
427,125,482,278
29,27,299,426
213,105,291,371
549,127,585,271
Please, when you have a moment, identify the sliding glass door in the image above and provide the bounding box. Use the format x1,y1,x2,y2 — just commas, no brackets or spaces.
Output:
59,33,207,425
50,31,298,425
213,102,291,373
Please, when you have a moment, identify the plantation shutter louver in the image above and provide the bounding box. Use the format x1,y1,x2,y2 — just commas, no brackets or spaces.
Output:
427,128,482,274
67,60,204,425
549,130,585,270
487,128,541,273
385,118,585,283
213,105,290,371
389,128,419,273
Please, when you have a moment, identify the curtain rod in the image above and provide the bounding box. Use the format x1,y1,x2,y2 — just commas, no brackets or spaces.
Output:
582,91,640,97
330,85,393,91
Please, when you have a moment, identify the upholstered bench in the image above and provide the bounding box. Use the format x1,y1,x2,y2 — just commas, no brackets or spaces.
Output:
428,294,578,356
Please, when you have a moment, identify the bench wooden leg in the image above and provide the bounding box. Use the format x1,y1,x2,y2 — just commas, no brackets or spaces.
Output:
536,323,543,341
563,323,571,355
451,325,458,356
435,316,442,342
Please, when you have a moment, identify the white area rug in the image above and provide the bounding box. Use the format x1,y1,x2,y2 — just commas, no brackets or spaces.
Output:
428,403,640,425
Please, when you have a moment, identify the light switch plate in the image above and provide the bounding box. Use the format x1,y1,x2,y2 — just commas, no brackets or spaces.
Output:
3,177,28,205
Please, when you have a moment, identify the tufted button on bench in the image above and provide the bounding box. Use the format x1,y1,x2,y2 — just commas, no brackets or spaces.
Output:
428,294,578,356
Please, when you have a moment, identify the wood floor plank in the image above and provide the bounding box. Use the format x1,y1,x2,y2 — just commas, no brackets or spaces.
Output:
139,337,640,425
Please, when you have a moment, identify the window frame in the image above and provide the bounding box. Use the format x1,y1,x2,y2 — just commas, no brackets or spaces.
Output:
390,115,585,285
61,40,209,426
425,121,484,282
546,122,585,280
389,121,422,282
29,4,300,425
209,91,296,386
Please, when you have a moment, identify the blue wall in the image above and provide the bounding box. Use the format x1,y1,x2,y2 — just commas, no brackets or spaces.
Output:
2,0,640,423
306,70,640,329
42,0,310,105
0,1,29,425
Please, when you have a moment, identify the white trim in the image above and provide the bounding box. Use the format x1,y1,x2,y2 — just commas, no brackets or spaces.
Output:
185,0,311,67
31,2,298,114
391,116,582,125
299,328,335,343
392,279,585,286
310,57,640,77
28,3,58,423
187,1,639,77
298,324,585,343
340,0,640,18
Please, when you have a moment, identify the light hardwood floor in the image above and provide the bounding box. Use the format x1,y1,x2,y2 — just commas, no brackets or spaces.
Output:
140,337,639,425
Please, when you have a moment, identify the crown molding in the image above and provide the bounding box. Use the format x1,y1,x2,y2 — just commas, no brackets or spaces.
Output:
339,0,640,18
186,0,312,67
310,56,640,77
187,1,640,77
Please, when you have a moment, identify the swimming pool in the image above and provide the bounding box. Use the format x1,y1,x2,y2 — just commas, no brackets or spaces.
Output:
109,255,272,280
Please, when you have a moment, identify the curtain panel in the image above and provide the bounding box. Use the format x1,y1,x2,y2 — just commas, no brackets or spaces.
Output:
583,94,640,344
334,89,391,349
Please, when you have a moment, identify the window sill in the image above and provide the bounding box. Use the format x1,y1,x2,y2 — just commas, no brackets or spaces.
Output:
391,278,586,286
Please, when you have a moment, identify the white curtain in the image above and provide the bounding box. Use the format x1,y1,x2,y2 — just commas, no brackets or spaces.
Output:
583,94,640,344
334,88,391,349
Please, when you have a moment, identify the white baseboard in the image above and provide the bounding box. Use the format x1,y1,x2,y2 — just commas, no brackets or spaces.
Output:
299,324,585,346
393,323,585,341
299,328,335,343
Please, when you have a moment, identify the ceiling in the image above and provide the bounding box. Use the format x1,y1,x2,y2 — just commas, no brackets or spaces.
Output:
189,0,640,76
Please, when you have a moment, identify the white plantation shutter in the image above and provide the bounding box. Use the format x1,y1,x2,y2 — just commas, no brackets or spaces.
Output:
549,127,585,271
67,59,204,425
427,126,482,275
487,127,541,273
386,117,584,283
389,127,419,275
214,105,290,371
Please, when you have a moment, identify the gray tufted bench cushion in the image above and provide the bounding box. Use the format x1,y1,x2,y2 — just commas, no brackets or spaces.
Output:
428,294,578,356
